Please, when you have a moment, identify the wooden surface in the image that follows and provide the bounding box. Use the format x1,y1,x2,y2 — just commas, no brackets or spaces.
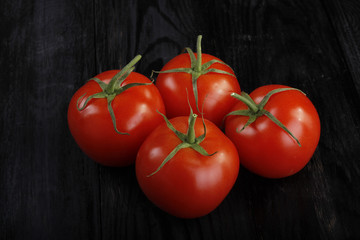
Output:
1,0,360,239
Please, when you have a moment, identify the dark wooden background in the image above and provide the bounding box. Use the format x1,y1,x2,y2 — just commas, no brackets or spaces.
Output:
1,0,360,239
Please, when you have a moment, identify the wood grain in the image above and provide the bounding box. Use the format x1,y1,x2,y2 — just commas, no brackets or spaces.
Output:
1,0,359,239
0,0,101,239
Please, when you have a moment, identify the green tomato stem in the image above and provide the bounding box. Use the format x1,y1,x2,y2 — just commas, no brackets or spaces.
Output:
151,35,236,113
147,101,216,177
230,93,259,113
106,55,142,94
195,35,202,72
228,88,304,147
186,114,198,144
76,55,150,135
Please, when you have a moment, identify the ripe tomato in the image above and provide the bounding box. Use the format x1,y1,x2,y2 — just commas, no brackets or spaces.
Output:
68,56,165,166
155,35,241,127
225,85,320,178
136,112,239,218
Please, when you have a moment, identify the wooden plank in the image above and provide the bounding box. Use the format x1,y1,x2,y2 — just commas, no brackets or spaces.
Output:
319,0,360,238
323,0,360,94
0,0,101,239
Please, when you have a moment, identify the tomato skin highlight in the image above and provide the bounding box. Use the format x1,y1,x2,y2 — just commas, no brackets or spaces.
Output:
136,117,239,218
156,53,241,128
68,70,165,166
225,85,320,178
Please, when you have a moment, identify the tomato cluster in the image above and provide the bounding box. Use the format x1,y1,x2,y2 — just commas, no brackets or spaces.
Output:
68,36,320,218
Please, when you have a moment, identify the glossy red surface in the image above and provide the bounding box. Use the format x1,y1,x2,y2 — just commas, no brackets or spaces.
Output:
68,70,165,166
225,85,321,178
136,116,239,218
156,53,241,127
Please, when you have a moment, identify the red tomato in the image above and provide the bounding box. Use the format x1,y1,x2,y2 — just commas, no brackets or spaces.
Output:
225,84,320,178
68,56,165,166
136,114,239,218
155,35,241,127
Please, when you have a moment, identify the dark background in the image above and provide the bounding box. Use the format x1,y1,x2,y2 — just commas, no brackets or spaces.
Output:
1,0,360,239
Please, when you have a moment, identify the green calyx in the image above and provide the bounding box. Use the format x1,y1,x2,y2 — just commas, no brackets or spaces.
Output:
225,88,305,147
76,55,151,135
147,106,217,177
153,35,235,112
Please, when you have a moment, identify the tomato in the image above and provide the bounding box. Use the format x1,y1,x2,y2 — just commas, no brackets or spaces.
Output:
155,35,241,127
225,85,320,178
136,111,239,218
68,55,165,166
